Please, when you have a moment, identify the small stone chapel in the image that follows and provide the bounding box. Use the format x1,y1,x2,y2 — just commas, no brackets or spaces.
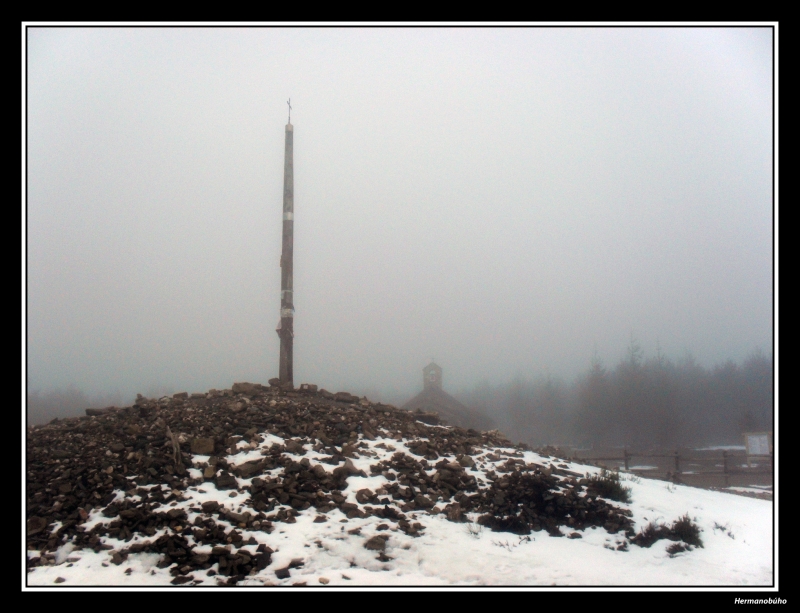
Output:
401,362,494,431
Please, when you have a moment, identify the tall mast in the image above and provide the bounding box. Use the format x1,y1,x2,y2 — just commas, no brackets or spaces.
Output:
278,100,294,385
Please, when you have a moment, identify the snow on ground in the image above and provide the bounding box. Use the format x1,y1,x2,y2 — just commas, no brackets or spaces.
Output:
696,445,747,451
26,429,774,589
726,486,773,494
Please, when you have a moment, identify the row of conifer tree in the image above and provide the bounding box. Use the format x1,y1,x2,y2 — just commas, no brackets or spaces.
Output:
457,342,773,449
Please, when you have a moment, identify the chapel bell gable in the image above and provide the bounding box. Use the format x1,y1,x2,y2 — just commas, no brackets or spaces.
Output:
423,362,443,391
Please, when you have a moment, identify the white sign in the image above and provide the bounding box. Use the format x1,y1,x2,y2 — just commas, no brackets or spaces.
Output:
746,433,770,456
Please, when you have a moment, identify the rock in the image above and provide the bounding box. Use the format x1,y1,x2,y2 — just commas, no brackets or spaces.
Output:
232,382,260,396
284,440,304,454
235,461,262,478
171,575,193,585
458,455,475,468
343,458,366,477
226,435,243,448
226,510,252,524
274,566,291,579
85,407,116,416
26,516,47,536
268,378,282,387
173,392,189,399
334,392,358,404
167,508,187,520
215,473,238,490
414,494,434,509
299,384,318,393
356,488,375,503
364,535,389,551
340,502,358,514
191,438,214,455
227,401,246,413
319,577,330,584
410,441,428,455
291,496,311,510
203,466,217,479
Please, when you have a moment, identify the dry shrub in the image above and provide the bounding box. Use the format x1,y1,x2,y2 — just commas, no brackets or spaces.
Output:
586,469,632,503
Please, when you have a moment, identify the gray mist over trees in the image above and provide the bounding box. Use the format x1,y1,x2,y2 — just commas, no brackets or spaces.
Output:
456,343,772,448
26,27,774,435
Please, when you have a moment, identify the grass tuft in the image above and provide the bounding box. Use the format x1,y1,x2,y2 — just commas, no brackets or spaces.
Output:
666,542,691,557
632,513,703,550
672,514,703,547
586,469,632,503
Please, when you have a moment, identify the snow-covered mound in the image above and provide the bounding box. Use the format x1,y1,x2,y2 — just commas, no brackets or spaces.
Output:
25,382,773,587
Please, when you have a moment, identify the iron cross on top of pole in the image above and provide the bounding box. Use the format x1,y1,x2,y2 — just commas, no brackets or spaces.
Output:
287,98,291,123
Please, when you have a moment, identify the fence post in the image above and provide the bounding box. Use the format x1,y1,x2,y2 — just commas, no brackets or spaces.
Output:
674,451,681,476
722,450,729,487
624,449,629,471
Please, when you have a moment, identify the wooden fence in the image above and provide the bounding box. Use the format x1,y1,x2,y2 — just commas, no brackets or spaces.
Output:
570,448,773,489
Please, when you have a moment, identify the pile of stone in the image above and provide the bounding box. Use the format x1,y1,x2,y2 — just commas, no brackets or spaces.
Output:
466,463,635,537
26,380,636,584
363,448,634,538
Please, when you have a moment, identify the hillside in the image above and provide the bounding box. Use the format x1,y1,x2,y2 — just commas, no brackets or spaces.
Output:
25,381,773,587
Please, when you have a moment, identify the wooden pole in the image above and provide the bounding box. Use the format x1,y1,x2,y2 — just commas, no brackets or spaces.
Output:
722,450,729,487
278,118,294,385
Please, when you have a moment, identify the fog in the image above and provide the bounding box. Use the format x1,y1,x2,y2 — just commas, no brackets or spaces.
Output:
26,27,774,411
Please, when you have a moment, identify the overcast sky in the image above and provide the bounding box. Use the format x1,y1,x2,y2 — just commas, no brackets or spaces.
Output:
25,26,774,403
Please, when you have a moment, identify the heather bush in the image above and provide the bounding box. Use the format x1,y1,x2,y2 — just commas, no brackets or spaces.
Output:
632,513,703,550
586,469,632,503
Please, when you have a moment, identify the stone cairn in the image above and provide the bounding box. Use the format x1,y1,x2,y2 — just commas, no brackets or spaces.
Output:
26,380,635,584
